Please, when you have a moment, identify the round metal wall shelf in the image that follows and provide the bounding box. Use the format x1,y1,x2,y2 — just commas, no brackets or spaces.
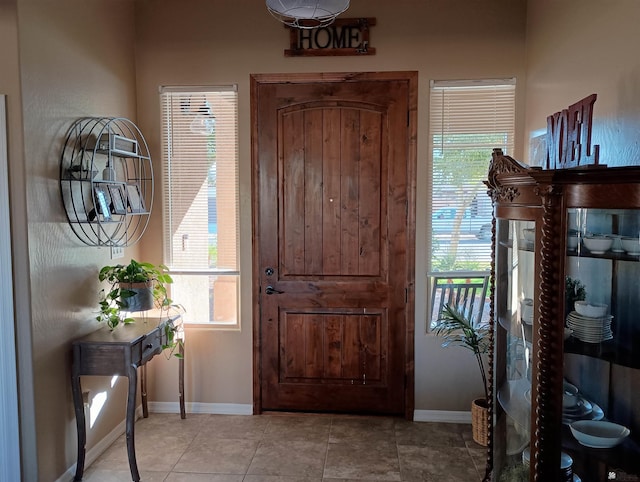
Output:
59,117,153,247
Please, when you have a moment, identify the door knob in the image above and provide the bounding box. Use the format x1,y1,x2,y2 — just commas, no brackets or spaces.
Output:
265,285,284,295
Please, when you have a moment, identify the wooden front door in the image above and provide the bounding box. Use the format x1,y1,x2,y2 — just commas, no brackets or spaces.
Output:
252,72,416,417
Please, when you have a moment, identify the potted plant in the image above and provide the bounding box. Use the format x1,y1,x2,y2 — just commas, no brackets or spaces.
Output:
97,259,184,357
97,259,174,330
433,303,490,446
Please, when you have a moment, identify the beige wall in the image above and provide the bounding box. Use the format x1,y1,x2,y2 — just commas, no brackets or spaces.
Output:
11,0,143,479
135,0,528,414
524,0,640,166
12,0,640,480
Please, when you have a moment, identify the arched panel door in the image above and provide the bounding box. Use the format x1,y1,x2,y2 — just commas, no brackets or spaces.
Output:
252,72,417,416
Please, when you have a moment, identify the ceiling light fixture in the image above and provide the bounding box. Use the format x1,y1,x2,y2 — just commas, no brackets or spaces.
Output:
266,0,350,29
181,96,216,135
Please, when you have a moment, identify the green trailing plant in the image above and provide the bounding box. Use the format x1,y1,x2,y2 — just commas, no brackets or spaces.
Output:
97,259,174,330
433,303,490,402
162,304,185,358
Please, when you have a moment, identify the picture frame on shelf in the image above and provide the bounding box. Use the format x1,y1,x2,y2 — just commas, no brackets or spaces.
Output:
126,183,146,213
93,185,111,220
108,184,127,215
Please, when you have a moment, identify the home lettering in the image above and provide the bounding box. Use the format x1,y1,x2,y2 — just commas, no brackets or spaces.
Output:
285,18,376,57
296,26,362,50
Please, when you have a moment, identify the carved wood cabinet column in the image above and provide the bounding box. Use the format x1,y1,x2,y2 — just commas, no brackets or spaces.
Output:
535,183,564,481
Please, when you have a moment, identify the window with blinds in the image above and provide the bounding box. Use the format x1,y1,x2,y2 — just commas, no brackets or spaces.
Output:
428,79,515,327
160,86,239,327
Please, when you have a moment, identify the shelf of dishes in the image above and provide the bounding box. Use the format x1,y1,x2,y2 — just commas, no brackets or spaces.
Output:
524,378,631,436
560,375,639,480
499,237,640,261
504,313,619,347
498,377,636,480
497,379,622,441
566,302,613,343
562,426,640,482
563,300,640,369
496,311,639,369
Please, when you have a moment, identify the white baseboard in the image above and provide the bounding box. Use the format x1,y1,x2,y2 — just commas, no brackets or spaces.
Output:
413,409,471,424
148,401,253,415
150,404,465,422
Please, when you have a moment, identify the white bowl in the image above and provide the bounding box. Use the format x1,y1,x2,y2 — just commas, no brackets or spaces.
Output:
583,236,613,253
574,301,608,318
621,236,640,255
570,420,630,448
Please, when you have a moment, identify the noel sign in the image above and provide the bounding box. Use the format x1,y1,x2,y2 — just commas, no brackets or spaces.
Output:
546,93,600,169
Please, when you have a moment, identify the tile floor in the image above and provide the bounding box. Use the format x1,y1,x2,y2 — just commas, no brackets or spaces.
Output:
83,413,486,481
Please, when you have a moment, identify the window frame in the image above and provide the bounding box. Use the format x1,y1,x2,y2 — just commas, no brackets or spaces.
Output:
159,85,240,329
428,78,516,329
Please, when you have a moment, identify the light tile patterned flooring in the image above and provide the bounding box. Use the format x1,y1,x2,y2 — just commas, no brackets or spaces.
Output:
83,413,486,481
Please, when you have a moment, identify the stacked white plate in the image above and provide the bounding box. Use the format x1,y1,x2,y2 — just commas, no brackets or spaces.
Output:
562,394,605,424
566,311,613,343
562,381,605,425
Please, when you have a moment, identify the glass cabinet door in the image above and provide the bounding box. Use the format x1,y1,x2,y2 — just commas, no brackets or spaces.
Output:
562,208,640,481
493,218,536,481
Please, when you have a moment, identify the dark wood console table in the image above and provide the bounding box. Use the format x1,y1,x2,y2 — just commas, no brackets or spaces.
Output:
71,316,185,481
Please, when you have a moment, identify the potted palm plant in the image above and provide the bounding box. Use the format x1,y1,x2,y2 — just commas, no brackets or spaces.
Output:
97,259,174,330
433,303,490,446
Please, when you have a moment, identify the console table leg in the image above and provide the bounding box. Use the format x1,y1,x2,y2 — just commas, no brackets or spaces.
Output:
141,363,148,418
126,364,141,482
71,372,85,481
179,342,186,419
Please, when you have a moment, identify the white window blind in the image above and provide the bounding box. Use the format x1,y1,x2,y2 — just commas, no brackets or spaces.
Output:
160,86,239,326
428,79,515,327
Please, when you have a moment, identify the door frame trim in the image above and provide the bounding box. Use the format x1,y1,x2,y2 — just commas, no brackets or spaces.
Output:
0,95,21,478
250,71,417,419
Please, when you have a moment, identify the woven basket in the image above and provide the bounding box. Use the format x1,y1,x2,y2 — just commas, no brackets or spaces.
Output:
471,398,489,446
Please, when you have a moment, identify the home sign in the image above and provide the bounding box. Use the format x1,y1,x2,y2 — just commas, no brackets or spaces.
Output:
284,18,376,57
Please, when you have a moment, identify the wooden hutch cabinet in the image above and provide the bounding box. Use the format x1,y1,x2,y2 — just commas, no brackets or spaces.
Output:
486,149,640,481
